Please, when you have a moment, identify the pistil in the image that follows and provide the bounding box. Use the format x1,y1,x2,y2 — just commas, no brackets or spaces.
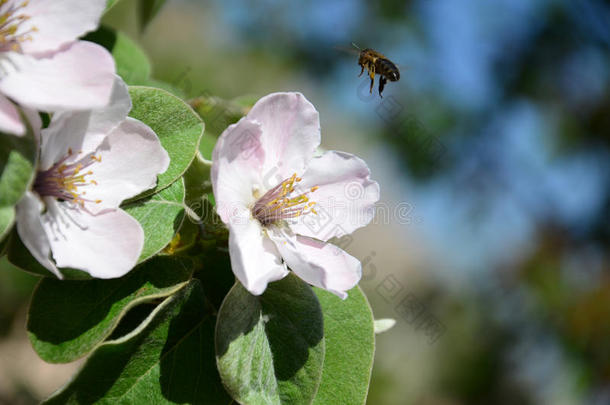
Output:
33,149,101,207
252,173,318,226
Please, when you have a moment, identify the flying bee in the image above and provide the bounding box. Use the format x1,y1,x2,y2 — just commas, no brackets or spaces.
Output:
352,43,400,98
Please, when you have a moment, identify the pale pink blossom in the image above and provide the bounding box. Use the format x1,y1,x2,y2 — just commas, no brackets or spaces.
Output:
16,78,169,278
212,92,380,298
0,0,115,135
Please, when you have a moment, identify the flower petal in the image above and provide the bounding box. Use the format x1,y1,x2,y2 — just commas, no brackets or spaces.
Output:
82,117,170,213
15,192,61,278
246,92,320,181
290,151,380,240
19,0,106,54
0,41,115,112
212,117,265,222
0,95,24,135
269,227,361,299
40,77,130,170
227,211,288,295
22,106,42,136
42,201,144,278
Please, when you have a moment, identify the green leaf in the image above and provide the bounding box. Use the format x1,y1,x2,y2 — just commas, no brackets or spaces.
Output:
83,26,151,85
27,256,194,364
215,274,325,405
0,226,9,256
129,86,204,196
0,127,37,242
123,178,186,262
158,154,212,254
105,0,121,13
312,287,375,405
138,0,167,30
141,78,187,99
44,280,231,404
0,207,15,244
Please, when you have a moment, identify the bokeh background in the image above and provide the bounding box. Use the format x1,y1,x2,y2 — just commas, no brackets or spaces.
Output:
1,0,609,403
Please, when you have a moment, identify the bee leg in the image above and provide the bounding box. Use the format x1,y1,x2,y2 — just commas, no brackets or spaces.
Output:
379,76,387,98
369,71,375,94
358,65,364,77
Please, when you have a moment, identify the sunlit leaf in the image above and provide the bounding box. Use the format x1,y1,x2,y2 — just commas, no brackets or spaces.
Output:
313,286,375,405
124,178,186,262
105,0,121,13
0,125,37,242
216,274,325,405
129,86,204,196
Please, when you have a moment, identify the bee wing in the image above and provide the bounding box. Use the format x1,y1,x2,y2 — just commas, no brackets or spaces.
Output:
333,45,360,56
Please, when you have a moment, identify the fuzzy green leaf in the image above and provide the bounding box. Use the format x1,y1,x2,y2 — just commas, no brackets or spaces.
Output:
128,86,204,196
215,274,325,405
124,178,186,262
27,256,194,364
0,127,37,242
105,0,120,12
0,207,15,244
313,286,375,405
44,281,231,404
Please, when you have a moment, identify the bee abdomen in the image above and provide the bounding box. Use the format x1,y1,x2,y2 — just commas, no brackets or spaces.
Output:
378,59,400,81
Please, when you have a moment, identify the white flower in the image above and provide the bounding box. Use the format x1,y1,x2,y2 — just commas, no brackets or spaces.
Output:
0,0,115,135
16,78,169,278
212,92,380,298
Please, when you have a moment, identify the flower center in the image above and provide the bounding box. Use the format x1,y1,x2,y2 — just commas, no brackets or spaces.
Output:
33,148,102,207
252,173,318,226
0,0,36,52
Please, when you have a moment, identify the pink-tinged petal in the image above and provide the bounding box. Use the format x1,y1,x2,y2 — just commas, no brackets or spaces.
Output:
15,192,61,278
228,212,288,295
290,151,380,241
42,200,144,278
18,0,106,54
0,41,115,112
40,77,130,170
81,117,170,213
246,92,320,181
212,118,266,222
0,95,24,135
269,227,361,299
